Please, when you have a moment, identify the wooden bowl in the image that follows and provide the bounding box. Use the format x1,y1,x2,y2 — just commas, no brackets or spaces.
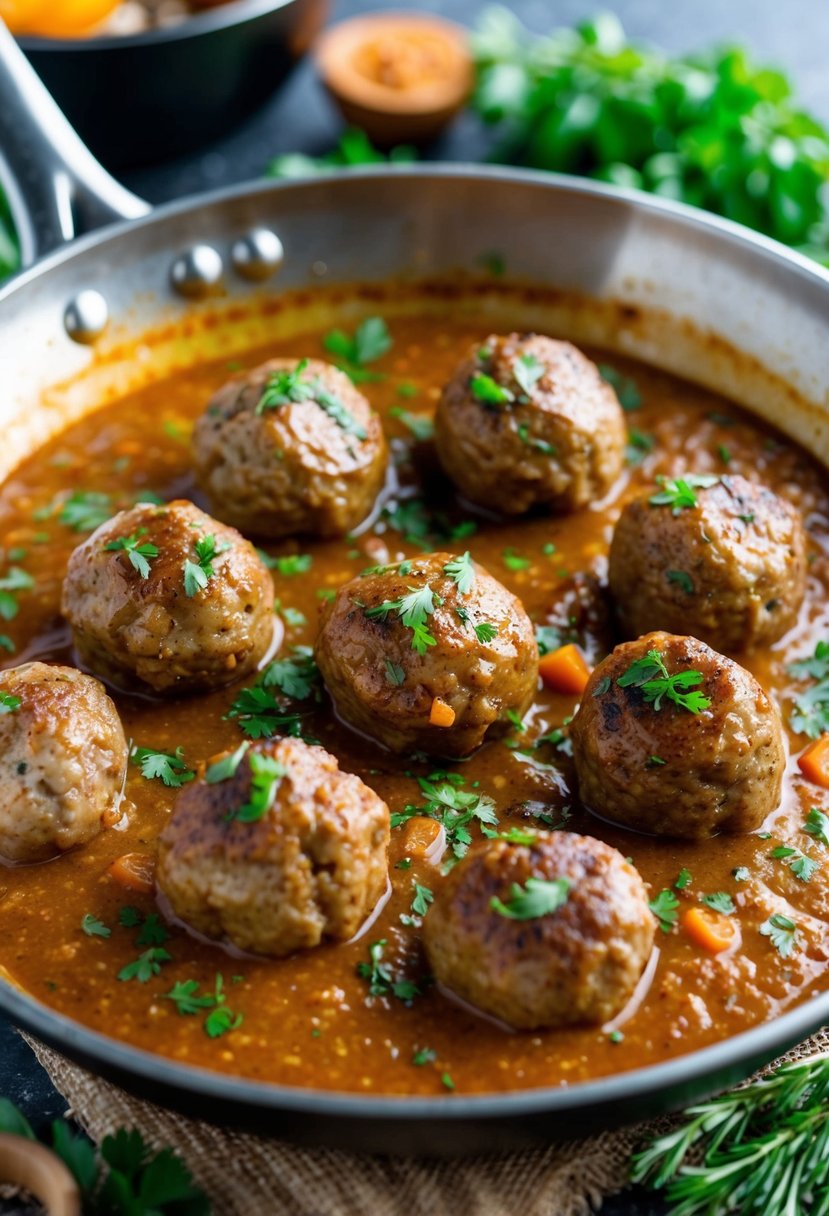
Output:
0,1133,80,1215
315,11,472,147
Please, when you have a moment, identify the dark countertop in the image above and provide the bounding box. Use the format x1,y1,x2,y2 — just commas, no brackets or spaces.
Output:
3,1,828,1212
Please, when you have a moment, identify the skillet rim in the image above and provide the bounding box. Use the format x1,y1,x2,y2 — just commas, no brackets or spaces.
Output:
1,163,828,1138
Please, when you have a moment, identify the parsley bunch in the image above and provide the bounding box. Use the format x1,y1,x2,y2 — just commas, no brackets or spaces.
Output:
617,649,712,714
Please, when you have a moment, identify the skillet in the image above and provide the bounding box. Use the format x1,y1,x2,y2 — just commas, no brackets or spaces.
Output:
0,19,829,1155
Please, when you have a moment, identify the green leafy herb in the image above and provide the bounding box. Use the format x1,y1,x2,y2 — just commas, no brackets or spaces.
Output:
517,423,556,454
389,406,434,441
0,567,34,620
104,528,159,579
413,1048,437,1066
732,866,751,882
364,583,438,655
183,534,226,598
667,569,694,595
315,382,368,439
132,746,195,788
257,550,313,577
618,648,712,714
0,691,20,713
357,939,421,1003
597,364,642,410
385,660,406,686
804,806,829,847
81,914,111,939
470,372,514,406
232,752,287,823
649,474,719,514
401,882,435,926
58,490,113,532
674,868,692,891
392,773,498,862
443,551,475,594
502,547,530,571
490,876,570,920
770,845,819,883
760,913,799,957
118,947,172,983
474,621,499,644
205,740,250,785
649,888,680,933
788,640,829,737
513,353,545,395
323,316,392,381
164,973,243,1039
118,906,142,928
256,358,316,412
701,891,735,915
225,682,304,740
626,428,655,464
631,1052,829,1216
266,127,416,179
136,914,169,948
261,647,319,700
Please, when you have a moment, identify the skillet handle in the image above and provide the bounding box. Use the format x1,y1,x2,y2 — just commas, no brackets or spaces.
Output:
0,18,149,266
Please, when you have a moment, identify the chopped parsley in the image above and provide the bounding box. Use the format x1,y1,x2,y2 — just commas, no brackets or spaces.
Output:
382,497,476,550
261,647,319,700
392,773,498,863
701,892,735,915
0,691,20,714
357,939,421,1003
58,490,113,532
502,547,530,571
513,353,545,396
649,474,719,514
117,947,172,984
0,567,34,621
649,888,680,933
412,1048,436,1066
732,866,751,882
225,682,304,739
257,550,313,577
760,913,799,958
163,974,243,1039
315,383,368,439
183,534,227,598
517,423,556,454
401,882,434,926
618,648,711,714
666,569,694,595
256,359,316,412
626,428,655,464
770,845,819,883
788,640,829,737
389,407,434,441
323,316,391,381
599,364,641,410
385,660,406,687
205,740,250,785
104,528,159,579
474,621,499,644
81,914,110,939
470,371,514,407
131,746,195,789
804,807,829,847
231,752,286,823
490,876,570,921
674,868,692,890
443,551,475,594
364,583,438,655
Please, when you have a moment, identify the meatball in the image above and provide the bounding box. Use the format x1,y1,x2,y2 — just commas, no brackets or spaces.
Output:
609,474,807,652
0,662,127,863
570,631,785,839
156,736,390,957
192,357,388,538
314,551,538,756
61,499,274,696
434,333,625,514
422,832,654,1030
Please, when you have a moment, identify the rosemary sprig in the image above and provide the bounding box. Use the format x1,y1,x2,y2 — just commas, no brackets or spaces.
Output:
631,1051,829,1215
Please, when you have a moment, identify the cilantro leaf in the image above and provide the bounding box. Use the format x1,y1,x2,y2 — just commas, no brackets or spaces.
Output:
232,751,286,823
760,913,799,958
118,947,172,983
788,640,829,737
443,551,475,594
81,914,110,938
474,621,499,644
470,372,514,406
701,891,735,915
649,474,719,514
490,876,571,920
261,647,319,700
618,648,711,714
649,888,680,933
257,550,313,576
225,683,304,740
104,528,159,579
132,745,195,788
183,533,226,598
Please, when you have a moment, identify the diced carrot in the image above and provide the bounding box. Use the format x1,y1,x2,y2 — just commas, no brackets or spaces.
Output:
108,852,155,894
682,906,738,954
402,816,444,859
797,735,829,789
538,643,591,695
429,697,456,727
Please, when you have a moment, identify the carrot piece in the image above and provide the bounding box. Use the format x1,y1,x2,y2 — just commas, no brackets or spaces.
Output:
682,906,738,954
108,852,155,894
797,735,829,788
429,697,456,727
538,643,591,695
401,816,444,859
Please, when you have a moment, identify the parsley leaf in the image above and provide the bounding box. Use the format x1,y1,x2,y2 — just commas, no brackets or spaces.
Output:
364,583,438,655
760,913,799,958
674,867,692,890
225,683,304,739
788,640,829,737
470,372,514,406
0,567,34,621
323,316,392,380
164,974,243,1039
117,947,172,983
261,647,319,700
804,807,829,847
392,773,498,862
385,660,406,686
490,876,571,920
513,353,545,396
599,364,641,410
667,569,694,595
183,534,227,598
81,914,110,938
131,746,195,788
389,407,434,441
502,547,530,571
205,740,250,784
649,888,680,933
702,891,735,915
474,621,499,644
256,358,316,412
771,845,819,883
618,648,711,714
59,490,113,532
104,528,159,579
257,550,313,577
0,691,20,714
649,474,719,514
357,939,421,1003
443,551,475,594
229,752,287,823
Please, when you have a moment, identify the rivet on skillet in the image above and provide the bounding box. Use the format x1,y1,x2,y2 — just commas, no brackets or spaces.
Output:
63,290,109,345
170,245,224,298
231,229,284,281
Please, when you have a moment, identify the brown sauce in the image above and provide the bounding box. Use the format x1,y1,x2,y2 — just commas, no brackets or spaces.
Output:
1,311,828,1096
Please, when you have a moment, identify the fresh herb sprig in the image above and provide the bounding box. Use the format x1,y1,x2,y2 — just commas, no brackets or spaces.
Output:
788,639,829,738
490,876,570,920
392,773,498,863
104,528,159,579
357,939,421,1003
183,534,228,598
364,583,439,655
618,649,711,714
323,316,392,382
164,973,243,1039
131,746,195,788
631,1051,829,1214
649,474,719,514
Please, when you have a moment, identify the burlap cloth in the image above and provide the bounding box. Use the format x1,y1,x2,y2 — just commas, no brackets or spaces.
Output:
21,1028,829,1215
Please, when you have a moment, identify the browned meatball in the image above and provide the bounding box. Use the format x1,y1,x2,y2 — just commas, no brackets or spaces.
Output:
192,357,388,538
570,631,785,839
422,831,654,1030
314,551,538,756
434,334,625,514
0,662,127,863
61,499,274,696
609,474,807,652
156,736,390,957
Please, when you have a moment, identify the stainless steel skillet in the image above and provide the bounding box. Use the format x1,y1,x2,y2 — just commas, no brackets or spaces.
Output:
1,20,828,1156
